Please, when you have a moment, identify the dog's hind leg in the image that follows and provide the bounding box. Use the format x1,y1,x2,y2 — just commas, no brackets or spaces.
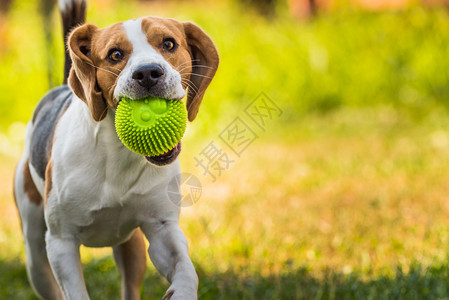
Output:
14,155,64,300
14,123,63,300
113,229,147,300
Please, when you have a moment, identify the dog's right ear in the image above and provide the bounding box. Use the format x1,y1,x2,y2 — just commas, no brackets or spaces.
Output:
183,22,219,122
68,23,108,121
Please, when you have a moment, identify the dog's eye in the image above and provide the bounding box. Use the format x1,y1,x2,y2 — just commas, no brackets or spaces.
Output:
163,38,177,52
107,48,124,62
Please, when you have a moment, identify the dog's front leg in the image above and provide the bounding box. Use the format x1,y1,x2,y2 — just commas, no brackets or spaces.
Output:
142,221,198,300
46,233,90,300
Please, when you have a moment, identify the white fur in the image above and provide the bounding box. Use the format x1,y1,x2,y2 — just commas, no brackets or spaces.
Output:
113,18,186,101
29,163,44,197
15,123,64,299
15,16,198,300
14,97,198,300
46,100,181,245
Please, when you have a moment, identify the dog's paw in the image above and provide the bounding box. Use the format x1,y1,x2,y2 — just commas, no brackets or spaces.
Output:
162,288,197,300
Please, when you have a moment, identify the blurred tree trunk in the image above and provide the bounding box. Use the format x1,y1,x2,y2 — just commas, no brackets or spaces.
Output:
309,0,317,15
40,0,58,88
240,0,277,17
288,0,319,19
0,0,12,53
0,0,12,14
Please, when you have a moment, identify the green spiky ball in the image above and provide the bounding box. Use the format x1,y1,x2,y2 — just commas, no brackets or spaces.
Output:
115,97,187,156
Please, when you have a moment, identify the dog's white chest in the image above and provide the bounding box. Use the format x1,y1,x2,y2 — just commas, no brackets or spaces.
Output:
44,101,181,246
76,205,139,247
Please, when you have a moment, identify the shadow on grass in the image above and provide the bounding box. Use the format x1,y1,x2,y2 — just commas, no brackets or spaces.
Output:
1,257,449,300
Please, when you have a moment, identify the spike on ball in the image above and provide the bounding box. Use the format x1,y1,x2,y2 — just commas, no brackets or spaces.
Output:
115,97,187,156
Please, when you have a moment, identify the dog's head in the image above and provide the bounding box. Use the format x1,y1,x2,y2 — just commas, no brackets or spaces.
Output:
67,17,219,165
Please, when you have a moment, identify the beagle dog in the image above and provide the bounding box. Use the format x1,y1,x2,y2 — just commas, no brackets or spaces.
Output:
13,0,218,299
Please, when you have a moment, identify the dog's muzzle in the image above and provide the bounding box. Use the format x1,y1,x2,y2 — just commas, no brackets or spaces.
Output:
145,142,181,166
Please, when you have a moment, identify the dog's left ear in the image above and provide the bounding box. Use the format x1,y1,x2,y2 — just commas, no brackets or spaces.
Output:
183,22,219,122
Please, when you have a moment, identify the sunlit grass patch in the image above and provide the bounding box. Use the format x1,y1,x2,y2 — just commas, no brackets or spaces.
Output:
176,105,449,279
1,105,449,297
1,0,449,298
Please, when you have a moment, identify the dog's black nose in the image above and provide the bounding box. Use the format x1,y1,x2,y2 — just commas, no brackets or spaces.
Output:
132,64,165,89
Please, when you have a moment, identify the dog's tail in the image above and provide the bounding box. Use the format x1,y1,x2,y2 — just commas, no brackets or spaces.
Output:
59,0,87,84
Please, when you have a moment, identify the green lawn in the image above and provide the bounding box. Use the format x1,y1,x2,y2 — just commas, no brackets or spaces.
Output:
1,0,449,299
2,106,449,299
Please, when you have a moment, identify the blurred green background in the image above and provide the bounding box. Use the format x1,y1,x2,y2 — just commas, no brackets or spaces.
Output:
1,0,449,298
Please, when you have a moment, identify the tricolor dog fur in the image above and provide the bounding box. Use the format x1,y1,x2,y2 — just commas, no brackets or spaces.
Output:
13,0,219,299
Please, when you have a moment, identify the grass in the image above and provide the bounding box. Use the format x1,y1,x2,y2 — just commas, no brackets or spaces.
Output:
2,106,449,298
3,256,449,299
2,0,449,298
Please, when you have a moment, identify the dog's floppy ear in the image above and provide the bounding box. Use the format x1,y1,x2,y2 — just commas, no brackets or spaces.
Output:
183,22,219,122
68,23,108,122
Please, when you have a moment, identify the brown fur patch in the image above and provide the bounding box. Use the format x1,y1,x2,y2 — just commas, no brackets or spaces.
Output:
44,160,53,207
61,0,86,84
141,17,193,91
12,164,17,207
180,22,219,121
23,158,43,206
92,22,133,108
141,17,192,72
68,23,109,121
69,17,218,122
115,229,146,299
12,164,23,230
141,17,219,121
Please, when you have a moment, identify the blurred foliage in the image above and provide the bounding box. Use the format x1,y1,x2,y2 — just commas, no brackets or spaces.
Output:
2,0,449,298
1,1,449,134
